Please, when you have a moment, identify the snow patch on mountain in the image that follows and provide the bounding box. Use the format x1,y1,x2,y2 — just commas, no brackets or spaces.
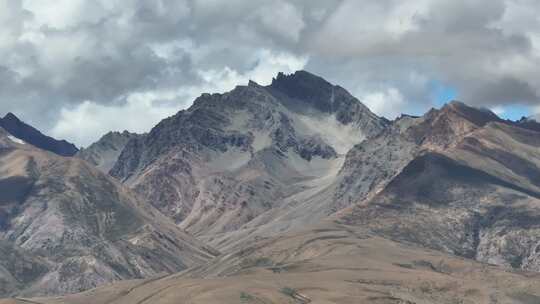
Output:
7,135,25,145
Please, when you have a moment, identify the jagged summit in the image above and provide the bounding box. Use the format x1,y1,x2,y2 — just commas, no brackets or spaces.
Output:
515,115,540,132
77,130,141,173
0,112,78,156
247,79,260,87
270,70,332,92
268,70,339,113
3,112,19,121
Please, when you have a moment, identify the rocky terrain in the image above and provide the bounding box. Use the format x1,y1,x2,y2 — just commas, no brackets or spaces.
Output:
0,126,217,297
0,113,78,157
110,71,388,236
98,72,540,270
340,102,540,272
4,71,540,303
76,131,141,174
8,223,540,304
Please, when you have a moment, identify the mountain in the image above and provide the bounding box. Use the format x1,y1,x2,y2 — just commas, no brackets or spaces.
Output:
106,81,540,274
76,131,141,173
0,113,78,157
0,126,217,297
105,70,540,274
110,70,388,236
6,72,540,302
339,101,540,271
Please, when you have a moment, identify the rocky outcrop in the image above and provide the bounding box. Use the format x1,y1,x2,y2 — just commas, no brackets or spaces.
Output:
76,131,141,173
0,113,78,156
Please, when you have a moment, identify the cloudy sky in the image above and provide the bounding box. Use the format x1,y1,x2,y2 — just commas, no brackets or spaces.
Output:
1,0,540,146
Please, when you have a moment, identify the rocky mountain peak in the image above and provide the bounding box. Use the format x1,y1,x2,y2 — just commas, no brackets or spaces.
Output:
268,70,336,113
515,116,540,132
77,130,141,173
248,79,261,87
0,112,78,156
3,112,20,122
439,100,501,127
109,70,389,235
270,70,332,92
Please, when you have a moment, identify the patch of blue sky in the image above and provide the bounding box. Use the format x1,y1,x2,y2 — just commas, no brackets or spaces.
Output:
428,80,532,121
430,81,457,108
492,104,532,121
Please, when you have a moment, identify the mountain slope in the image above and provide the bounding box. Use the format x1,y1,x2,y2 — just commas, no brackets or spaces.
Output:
0,127,217,297
110,71,388,237
76,131,140,173
0,113,78,156
339,101,540,272
12,223,540,304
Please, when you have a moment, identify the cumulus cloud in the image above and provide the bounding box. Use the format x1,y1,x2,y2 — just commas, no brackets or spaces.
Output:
0,0,539,146
360,88,407,119
51,49,306,146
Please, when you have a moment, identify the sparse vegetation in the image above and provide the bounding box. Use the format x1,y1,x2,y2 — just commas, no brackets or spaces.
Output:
240,291,254,302
280,287,311,303
241,257,273,268
280,287,297,297
393,262,414,269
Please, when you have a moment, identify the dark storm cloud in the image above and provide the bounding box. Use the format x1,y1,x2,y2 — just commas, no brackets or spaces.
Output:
0,0,539,145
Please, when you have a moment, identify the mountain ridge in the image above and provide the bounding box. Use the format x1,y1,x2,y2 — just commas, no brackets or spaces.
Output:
108,70,388,236
0,113,78,156
76,130,141,174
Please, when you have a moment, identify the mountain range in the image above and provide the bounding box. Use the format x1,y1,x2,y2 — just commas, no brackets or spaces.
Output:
2,71,540,303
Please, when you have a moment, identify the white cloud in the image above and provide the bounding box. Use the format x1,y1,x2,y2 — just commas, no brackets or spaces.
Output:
51,50,307,146
51,93,183,147
491,105,506,116
255,1,305,42
532,105,540,120
197,50,308,91
312,0,431,55
22,0,105,30
359,88,407,119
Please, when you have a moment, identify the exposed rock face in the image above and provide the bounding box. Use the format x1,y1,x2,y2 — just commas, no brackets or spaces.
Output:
0,241,48,297
0,127,217,297
76,131,140,173
0,113,78,156
110,71,388,236
340,101,540,272
332,101,501,209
